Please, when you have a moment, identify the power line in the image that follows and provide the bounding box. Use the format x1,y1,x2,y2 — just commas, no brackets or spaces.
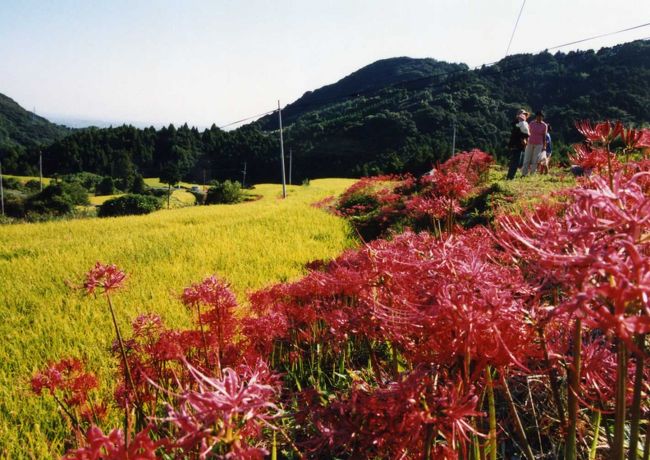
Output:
545,22,650,51
505,0,527,57
282,21,650,115
218,109,276,129
214,22,650,130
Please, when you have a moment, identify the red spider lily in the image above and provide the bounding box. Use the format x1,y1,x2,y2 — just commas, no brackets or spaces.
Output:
499,170,650,346
440,149,494,185
621,127,650,151
575,120,624,145
580,339,618,406
420,169,472,200
62,425,164,460
31,358,98,408
83,262,127,295
569,144,615,175
181,276,238,313
181,276,239,368
162,359,281,458
302,371,481,458
131,313,164,339
245,227,536,379
576,244,650,344
406,195,449,219
640,129,650,149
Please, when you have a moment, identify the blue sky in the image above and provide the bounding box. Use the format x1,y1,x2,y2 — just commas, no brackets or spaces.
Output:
1,0,649,128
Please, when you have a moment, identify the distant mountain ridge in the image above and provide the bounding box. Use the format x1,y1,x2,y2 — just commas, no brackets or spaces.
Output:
259,57,468,128
0,93,70,147
1,40,649,182
252,39,650,177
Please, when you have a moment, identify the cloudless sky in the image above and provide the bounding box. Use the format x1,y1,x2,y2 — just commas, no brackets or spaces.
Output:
1,0,649,128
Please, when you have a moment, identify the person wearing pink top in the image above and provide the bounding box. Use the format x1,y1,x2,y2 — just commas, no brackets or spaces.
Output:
521,110,548,176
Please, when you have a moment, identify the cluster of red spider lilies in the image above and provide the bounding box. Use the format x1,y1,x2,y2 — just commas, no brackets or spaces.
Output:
32,120,650,459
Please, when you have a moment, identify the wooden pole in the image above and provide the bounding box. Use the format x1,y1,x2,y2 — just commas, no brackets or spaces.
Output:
451,120,456,156
289,148,293,185
278,100,287,198
242,162,247,188
39,150,43,191
0,160,5,217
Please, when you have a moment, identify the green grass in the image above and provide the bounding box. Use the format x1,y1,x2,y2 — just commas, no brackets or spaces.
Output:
486,165,576,214
3,175,52,185
143,178,198,189
0,179,356,458
88,194,121,206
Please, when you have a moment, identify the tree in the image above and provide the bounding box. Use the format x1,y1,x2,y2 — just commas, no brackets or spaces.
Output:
96,177,115,196
130,174,146,194
159,146,191,208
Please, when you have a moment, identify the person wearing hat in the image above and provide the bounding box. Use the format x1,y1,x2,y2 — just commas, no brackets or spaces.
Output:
521,110,548,176
506,109,530,180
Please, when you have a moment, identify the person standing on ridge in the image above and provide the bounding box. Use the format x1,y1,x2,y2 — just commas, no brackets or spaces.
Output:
521,110,548,176
539,124,553,174
506,109,529,180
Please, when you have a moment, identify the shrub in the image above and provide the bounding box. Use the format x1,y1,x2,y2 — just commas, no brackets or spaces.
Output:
3,190,26,218
98,194,162,217
25,182,89,216
2,177,23,191
61,172,103,191
188,189,206,205
130,174,146,194
205,180,243,205
24,180,42,192
95,176,116,196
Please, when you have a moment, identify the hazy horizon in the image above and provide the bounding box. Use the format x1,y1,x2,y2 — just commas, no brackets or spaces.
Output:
2,0,649,129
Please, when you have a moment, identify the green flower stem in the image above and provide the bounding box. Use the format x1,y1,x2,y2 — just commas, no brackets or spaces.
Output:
486,367,497,460
628,334,646,460
614,340,628,460
566,318,582,460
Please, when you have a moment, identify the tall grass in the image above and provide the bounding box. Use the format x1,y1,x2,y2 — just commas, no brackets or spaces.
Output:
0,179,355,458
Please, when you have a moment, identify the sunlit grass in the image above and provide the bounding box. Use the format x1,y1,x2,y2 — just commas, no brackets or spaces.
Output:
487,164,576,214
88,194,121,206
3,174,52,185
143,178,198,189
0,179,356,458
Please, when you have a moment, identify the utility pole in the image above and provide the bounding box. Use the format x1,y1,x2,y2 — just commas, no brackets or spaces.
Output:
242,162,247,188
39,150,43,191
451,120,457,157
289,148,292,185
33,108,43,190
0,159,4,217
278,100,287,198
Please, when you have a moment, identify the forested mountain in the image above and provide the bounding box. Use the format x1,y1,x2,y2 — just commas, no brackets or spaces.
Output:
258,57,468,129
0,93,71,174
1,40,649,184
264,40,650,178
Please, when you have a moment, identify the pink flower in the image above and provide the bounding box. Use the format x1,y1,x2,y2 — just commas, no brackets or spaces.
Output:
181,276,238,312
83,262,126,295
621,127,650,150
499,170,650,346
62,425,163,460
163,359,281,458
31,358,98,407
575,120,623,145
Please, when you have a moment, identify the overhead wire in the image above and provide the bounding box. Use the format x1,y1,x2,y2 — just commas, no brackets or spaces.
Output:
215,21,650,130
545,22,650,51
505,0,527,57
218,109,277,129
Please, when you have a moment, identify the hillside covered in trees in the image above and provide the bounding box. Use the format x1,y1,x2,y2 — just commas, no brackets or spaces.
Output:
1,40,648,185
0,93,71,175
